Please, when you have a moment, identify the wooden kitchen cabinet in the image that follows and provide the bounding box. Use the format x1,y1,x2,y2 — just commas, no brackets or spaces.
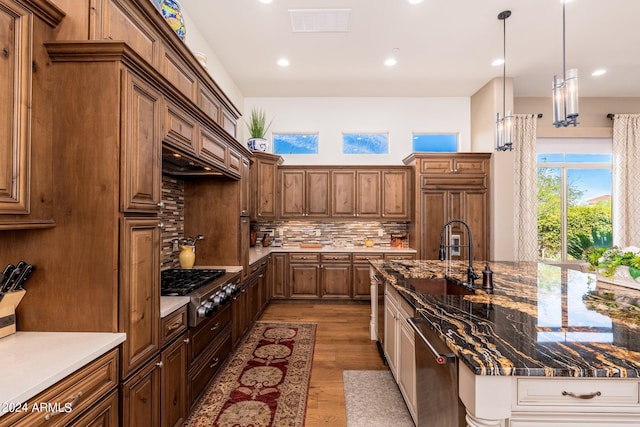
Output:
0,0,62,228
382,169,411,220
330,169,381,218
353,253,384,300
356,170,381,218
405,153,490,261
279,168,330,219
121,355,161,427
121,73,163,213
251,152,282,220
240,156,251,217
119,218,161,378
162,100,198,156
270,253,288,299
331,170,356,217
160,333,188,427
68,389,119,427
288,253,321,298
320,253,352,298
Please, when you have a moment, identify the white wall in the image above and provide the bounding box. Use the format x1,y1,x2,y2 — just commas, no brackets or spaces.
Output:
180,8,244,110
244,97,471,165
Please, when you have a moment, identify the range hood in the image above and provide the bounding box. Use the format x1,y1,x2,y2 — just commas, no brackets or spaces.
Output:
162,146,224,177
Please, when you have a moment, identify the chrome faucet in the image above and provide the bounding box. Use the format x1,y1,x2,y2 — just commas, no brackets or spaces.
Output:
438,219,479,287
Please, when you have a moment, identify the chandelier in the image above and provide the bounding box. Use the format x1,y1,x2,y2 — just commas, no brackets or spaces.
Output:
552,1,579,127
496,10,513,151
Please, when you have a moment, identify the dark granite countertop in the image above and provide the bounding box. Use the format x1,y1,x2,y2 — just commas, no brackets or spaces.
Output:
370,259,640,378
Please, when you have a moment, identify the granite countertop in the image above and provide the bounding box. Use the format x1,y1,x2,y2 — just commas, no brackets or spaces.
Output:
370,259,640,378
0,332,126,415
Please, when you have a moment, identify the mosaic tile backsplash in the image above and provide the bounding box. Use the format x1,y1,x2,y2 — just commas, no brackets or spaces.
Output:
160,174,410,266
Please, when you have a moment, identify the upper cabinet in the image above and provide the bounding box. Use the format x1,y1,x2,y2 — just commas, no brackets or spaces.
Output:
382,169,411,219
251,152,282,220
0,0,63,229
280,169,330,219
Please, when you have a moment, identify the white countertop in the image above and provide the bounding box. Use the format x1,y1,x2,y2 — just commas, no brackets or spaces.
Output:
0,332,125,415
160,296,190,318
249,246,416,265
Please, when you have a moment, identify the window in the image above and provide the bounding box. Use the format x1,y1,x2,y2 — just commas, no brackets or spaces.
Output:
273,133,318,154
537,138,612,262
342,133,388,154
412,133,458,152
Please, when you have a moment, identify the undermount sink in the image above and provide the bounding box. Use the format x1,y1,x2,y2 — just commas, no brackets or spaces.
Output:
403,277,475,296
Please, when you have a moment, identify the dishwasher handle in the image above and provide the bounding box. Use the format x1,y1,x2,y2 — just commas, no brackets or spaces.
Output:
408,317,456,365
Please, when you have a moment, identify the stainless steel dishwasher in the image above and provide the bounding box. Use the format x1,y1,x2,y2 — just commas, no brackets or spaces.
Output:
408,316,466,427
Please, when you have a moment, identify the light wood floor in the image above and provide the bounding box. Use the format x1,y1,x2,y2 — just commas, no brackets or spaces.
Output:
258,302,388,426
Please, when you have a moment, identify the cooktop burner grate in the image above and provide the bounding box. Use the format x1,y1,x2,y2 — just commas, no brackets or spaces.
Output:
160,268,226,296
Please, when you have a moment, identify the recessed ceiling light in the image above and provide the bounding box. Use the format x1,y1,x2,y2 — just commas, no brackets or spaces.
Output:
592,69,607,77
491,58,505,67
384,58,397,67
259,0,273,4
408,0,424,4
277,58,290,67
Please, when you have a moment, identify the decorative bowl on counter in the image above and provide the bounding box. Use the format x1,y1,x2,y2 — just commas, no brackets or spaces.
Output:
364,238,374,247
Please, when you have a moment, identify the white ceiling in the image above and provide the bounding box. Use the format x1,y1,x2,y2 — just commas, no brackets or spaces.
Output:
184,0,640,98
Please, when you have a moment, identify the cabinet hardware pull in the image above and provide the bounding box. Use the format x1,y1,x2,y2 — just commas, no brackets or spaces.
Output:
562,391,601,399
156,361,163,368
158,222,165,229
43,391,84,420
210,358,220,368
168,321,182,331
157,201,165,208
183,338,190,344
2,48,8,58
211,322,220,331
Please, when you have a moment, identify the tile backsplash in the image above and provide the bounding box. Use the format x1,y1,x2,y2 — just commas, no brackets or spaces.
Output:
160,174,411,267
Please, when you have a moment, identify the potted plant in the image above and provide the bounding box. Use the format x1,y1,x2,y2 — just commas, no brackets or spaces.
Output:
586,245,640,291
245,107,272,152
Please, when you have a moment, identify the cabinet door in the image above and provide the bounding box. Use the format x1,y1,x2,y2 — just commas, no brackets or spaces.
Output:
161,335,188,427
270,253,287,299
463,189,489,261
382,170,410,219
253,156,278,219
240,156,251,217
231,281,248,348
0,1,31,214
420,191,446,260
121,357,161,427
356,171,381,217
398,317,417,420
68,389,119,427
280,169,305,218
321,263,352,298
383,294,398,376
121,72,162,212
120,218,161,377
306,170,330,217
353,263,373,300
331,170,356,217
289,263,320,298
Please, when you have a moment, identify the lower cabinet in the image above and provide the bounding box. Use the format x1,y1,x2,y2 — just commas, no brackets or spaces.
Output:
383,284,417,424
288,253,321,298
161,336,188,427
353,253,384,299
120,355,161,427
320,253,352,298
270,253,287,299
69,390,119,426
232,258,270,348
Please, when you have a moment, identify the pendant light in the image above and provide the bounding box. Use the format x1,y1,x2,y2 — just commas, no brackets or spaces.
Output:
552,1,579,127
496,10,513,151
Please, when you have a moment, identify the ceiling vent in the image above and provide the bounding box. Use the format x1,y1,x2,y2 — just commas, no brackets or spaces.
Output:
289,9,351,33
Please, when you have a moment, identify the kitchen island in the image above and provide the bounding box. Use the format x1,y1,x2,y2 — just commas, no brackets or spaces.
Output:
370,259,640,426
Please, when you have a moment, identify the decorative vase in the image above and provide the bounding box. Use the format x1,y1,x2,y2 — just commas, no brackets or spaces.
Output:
261,233,272,247
250,229,257,247
160,0,186,41
596,266,640,291
179,245,196,269
247,137,269,152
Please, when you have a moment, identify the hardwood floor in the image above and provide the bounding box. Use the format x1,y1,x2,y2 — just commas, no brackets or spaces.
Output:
258,302,387,426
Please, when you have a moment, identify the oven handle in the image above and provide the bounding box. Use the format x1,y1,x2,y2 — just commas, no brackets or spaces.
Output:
408,317,456,365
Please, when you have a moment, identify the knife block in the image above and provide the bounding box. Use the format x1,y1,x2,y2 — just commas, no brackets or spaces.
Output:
0,290,26,339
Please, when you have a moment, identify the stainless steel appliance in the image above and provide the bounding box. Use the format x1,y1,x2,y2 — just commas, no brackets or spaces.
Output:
408,316,466,427
161,268,240,327
373,273,386,364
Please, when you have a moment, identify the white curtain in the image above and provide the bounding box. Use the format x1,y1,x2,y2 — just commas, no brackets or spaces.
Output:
513,114,538,262
612,114,640,247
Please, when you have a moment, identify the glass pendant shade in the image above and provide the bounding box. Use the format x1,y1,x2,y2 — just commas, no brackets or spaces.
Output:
551,2,578,128
496,111,513,151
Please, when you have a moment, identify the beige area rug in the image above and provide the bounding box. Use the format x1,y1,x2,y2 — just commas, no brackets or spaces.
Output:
343,370,415,427
186,322,316,427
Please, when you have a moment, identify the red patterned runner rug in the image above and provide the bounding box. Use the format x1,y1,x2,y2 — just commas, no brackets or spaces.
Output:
186,322,317,427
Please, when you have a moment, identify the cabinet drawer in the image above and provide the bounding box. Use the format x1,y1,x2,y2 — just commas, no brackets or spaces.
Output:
321,253,352,262
420,158,453,174
516,378,640,408
353,253,384,262
188,327,232,407
421,175,486,188
4,349,118,426
384,253,415,260
161,305,188,347
199,128,228,170
452,158,487,174
164,103,197,153
289,253,320,262
188,304,231,366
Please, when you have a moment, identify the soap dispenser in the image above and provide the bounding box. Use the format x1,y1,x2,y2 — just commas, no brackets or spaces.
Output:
482,262,494,291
